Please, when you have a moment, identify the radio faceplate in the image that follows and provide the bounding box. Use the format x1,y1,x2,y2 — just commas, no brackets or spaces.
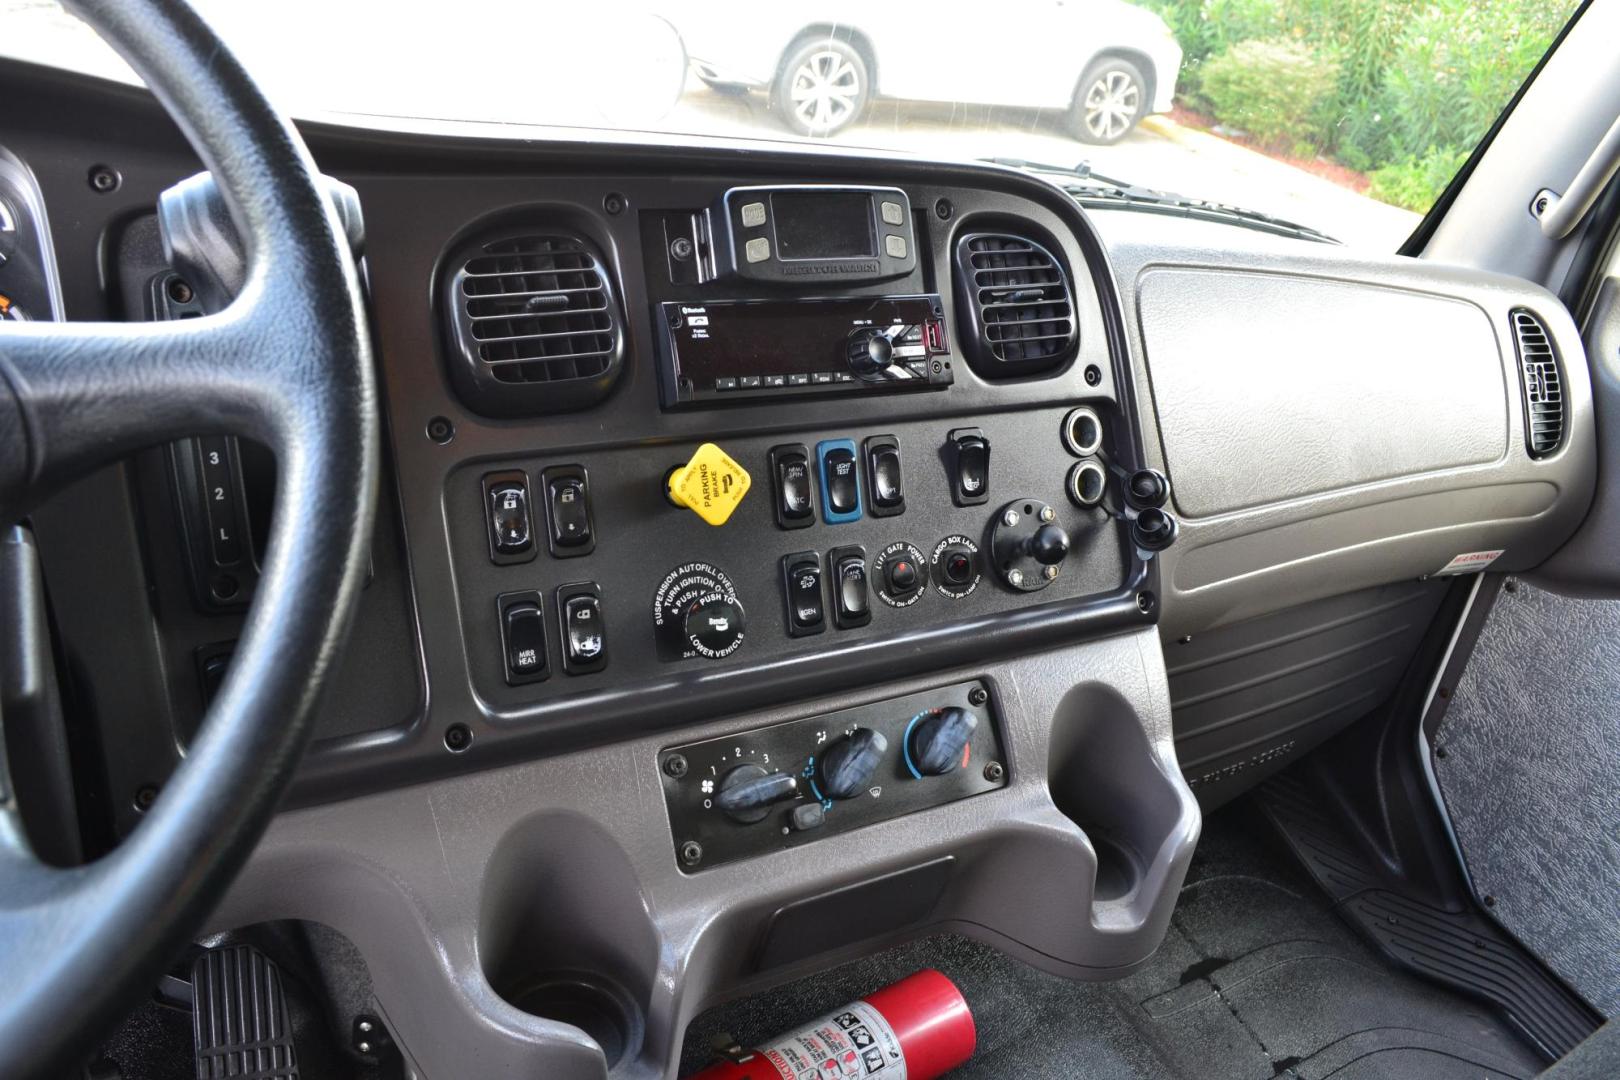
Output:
656,294,954,409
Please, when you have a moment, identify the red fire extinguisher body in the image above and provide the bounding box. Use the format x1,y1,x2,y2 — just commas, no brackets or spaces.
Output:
690,970,975,1080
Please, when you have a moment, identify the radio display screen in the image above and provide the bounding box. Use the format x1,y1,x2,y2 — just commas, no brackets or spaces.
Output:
772,192,875,260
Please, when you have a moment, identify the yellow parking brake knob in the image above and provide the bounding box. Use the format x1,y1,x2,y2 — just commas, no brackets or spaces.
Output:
667,443,751,526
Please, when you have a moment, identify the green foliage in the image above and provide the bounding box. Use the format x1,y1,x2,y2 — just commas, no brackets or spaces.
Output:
1348,0,1568,165
1138,0,1571,211
1198,39,1340,147
1366,145,1471,210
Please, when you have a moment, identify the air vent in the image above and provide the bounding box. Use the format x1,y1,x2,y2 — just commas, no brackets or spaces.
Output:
953,232,1077,378
1510,308,1563,457
443,231,625,416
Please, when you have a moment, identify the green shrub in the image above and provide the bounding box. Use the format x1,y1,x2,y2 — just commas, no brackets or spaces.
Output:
1365,144,1470,210
1199,39,1340,149
1144,0,1287,67
1357,0,1567,165
1138,0,1571,211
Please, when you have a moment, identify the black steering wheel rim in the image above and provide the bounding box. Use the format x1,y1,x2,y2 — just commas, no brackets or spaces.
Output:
0,1,376,1075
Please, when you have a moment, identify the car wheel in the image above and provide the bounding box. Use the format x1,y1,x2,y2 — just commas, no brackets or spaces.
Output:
1073,57,1148,145
773,37,869,137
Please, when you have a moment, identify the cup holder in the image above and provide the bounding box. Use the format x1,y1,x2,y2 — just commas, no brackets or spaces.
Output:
501,972,642,1070
480,812,658,1071
1087,833,1146,903
1048,683,1185,918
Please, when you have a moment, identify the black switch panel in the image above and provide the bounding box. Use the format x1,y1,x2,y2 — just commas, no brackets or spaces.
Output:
483,471,536,565
863,434,905,517
556,582,608,674
947,428,990,506
828,545,871,629
542,465,595,557
769,444,816,530
659,678,1006,872
781,551,825,637
497,591,548,684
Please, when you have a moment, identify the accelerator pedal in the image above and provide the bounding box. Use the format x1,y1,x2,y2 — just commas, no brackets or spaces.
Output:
191,944,299,1079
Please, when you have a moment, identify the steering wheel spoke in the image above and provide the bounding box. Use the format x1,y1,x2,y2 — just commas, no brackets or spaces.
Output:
0,310,282,516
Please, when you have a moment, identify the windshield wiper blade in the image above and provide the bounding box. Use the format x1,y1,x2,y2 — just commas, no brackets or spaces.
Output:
981,156,1340,245
980,156,1138,192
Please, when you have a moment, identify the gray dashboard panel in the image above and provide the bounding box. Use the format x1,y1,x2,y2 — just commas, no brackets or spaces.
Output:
200,630,1197,1080
1139,268,1507,518
1096,212,1597,637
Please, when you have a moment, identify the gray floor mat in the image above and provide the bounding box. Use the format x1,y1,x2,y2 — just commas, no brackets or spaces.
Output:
679,804,1544,1079
1434,581,1620,1018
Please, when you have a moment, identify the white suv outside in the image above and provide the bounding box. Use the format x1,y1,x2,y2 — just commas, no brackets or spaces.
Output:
667,0,1182,144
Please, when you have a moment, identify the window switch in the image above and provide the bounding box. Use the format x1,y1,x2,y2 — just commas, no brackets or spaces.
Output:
484,471,537,564
828,546,870,628
557,583,607,674
947,428,990,506
781,552,825,637
498,592,548,684
817,439,862,524
542,465,595,557
864,435,904,517
770,444,816,530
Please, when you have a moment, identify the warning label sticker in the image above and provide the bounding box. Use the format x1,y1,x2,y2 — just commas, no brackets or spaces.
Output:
1435,549,1505,576
755,999,907,1080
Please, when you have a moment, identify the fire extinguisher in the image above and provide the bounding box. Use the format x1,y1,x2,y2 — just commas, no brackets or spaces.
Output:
690,969,976,1080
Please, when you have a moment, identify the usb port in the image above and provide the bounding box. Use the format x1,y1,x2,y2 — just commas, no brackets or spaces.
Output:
924,319,945,352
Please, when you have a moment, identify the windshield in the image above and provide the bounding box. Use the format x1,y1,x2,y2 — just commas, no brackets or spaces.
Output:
2,0,1577,248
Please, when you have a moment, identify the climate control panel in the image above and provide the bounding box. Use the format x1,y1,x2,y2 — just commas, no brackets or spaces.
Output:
659,679,1006,871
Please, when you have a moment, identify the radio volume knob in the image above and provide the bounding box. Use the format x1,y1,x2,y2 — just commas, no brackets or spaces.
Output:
846,327,895,381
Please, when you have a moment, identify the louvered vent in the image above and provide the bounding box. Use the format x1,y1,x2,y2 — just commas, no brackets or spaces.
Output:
443,232,624,416
1511,308,1563,457
954,232,1077,378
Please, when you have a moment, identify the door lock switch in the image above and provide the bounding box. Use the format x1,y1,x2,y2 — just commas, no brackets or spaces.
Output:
557,583,608,674
542,465,596,557
484,471,537,564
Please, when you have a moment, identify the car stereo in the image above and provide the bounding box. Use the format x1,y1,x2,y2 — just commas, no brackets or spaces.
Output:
655,294,953,409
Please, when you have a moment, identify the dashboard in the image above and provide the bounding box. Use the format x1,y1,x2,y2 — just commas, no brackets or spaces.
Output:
0,58,1598,1080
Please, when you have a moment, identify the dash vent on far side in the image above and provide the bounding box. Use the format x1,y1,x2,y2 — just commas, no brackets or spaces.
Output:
442,231,625,416
1510,308,1563,457
953,231,1077,379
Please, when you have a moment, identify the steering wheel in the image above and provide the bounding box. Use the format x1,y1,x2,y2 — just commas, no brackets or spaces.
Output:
0,1,375,1074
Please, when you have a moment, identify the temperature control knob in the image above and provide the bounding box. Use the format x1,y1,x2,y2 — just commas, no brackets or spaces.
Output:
654,562,746,660
905,707,979,777
818,727,889,800
715,763,798,824
846,326,897,380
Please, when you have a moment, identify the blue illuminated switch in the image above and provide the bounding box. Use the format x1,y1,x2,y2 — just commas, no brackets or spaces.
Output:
816,438,862,523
